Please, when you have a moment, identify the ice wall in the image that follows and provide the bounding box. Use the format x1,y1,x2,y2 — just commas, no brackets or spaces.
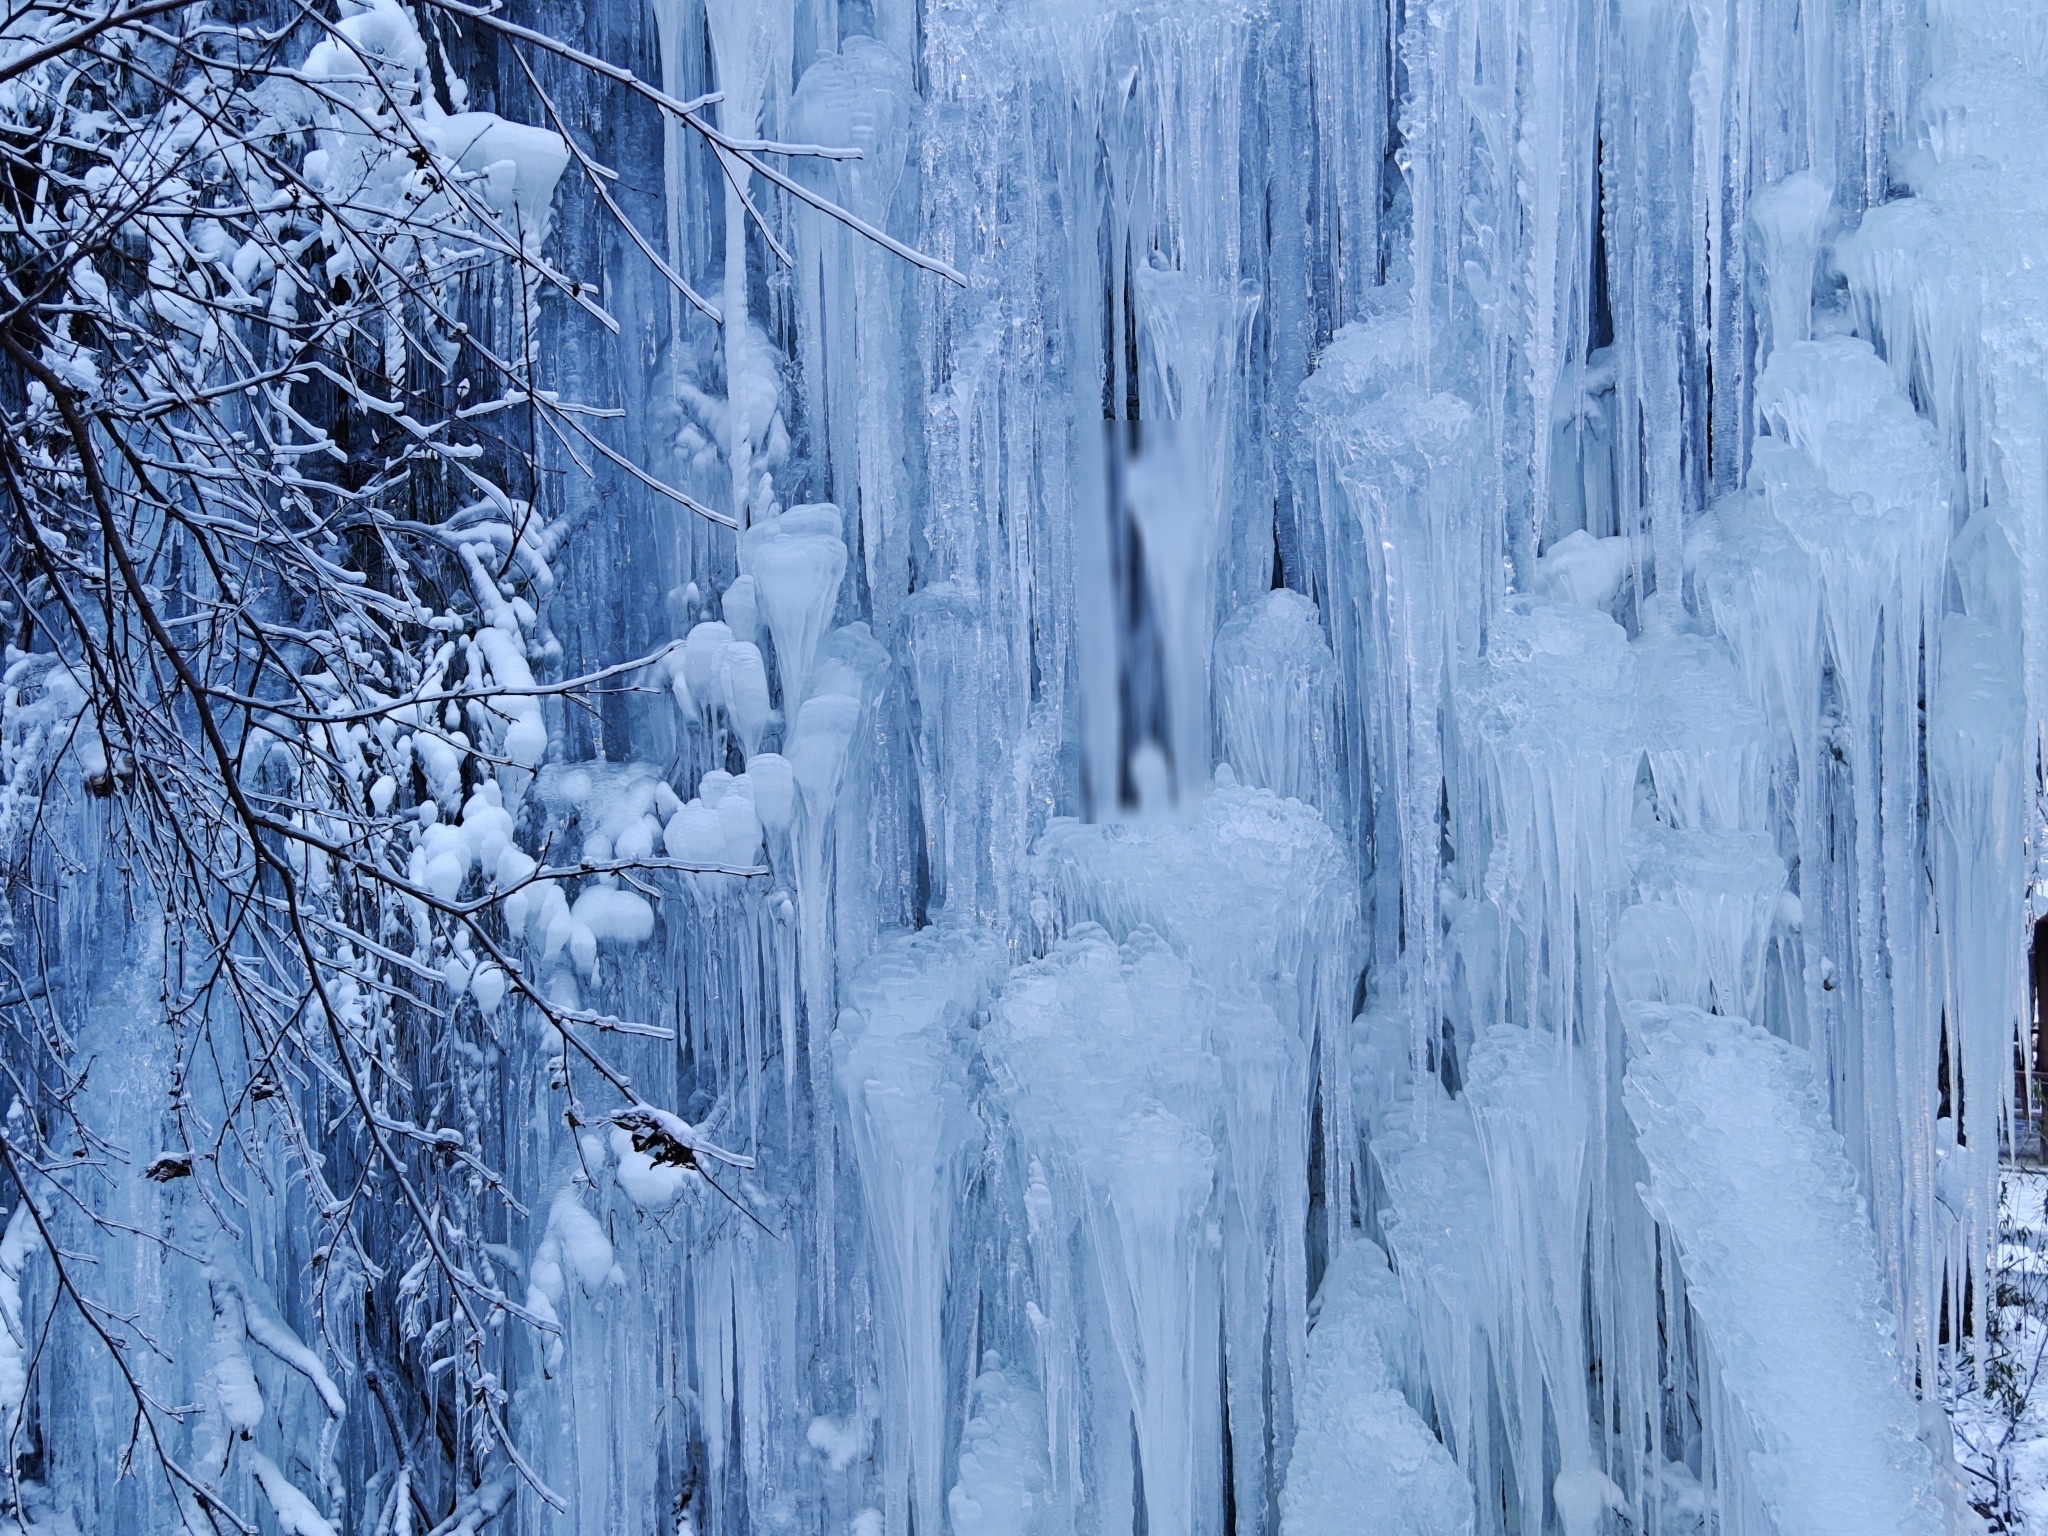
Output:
21,0,2048,1531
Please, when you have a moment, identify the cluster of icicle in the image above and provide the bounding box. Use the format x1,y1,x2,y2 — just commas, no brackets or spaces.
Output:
341,0,2048,1528
608,0,2026,1528
33,0,2048,1532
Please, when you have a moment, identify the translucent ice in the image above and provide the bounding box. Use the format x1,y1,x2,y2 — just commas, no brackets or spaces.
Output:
1626,826,1786,1021
837,926,1007,1536
743,504,849,709
948,1360,1053,1536
985,926,1225,1536
1749,170,1832,358
1532,528,1631,611
1212,589,1340,814
1629,624,1771,833
1928,615,2028,1350
1454,598,1638,1042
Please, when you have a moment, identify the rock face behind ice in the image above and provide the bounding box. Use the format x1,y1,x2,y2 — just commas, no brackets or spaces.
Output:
1622,1005,1944,1536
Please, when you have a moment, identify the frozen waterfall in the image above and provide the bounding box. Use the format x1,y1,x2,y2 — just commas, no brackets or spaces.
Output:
21,0,2048,1531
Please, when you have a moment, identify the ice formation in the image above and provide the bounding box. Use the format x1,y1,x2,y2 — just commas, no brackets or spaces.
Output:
1622,1003,1942,1536
21,0,2048,1530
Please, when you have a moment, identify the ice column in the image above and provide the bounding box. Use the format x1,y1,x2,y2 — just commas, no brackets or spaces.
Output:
984,926,1226,1536
1128,265,1259,803
1833,7,2048,1366
790,38,918,625
1622,1004,1943,1536
1034,783,1357,1249
1369,1072,1499,1508
1302,316,1490,1069
1750,170,1832,360
1754,338,1949,1354
1211,589,1340,815
1452,599,1638,1049
836,926,1006,1536
1927,616,2027,1353
1464,1028,1598,1533
704,0,796,530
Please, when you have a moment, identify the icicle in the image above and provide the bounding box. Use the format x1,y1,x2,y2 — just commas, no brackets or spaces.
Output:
837,926,1005,1536
744,503,849,710
1750,170,1832,360
1212,590,1340,815
1928,615,2028,1358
